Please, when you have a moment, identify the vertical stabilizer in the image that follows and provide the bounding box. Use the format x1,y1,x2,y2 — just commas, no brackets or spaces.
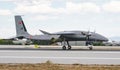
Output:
15,16,30,36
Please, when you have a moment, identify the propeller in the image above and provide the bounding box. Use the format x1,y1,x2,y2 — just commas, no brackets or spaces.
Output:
81,31,91,36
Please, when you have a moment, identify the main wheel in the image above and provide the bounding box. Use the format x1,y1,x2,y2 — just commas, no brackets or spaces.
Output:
62,46,66,50
68,46,71,50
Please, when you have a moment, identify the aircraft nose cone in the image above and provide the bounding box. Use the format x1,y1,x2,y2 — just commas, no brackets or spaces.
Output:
93,33,108,41
102,37,108,41
99,35,108,41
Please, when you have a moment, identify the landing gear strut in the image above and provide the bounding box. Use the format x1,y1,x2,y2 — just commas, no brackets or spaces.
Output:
67,41,71,50
62,39,72,50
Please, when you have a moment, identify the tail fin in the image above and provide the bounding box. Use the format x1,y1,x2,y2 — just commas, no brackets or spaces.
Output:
15,15,30,36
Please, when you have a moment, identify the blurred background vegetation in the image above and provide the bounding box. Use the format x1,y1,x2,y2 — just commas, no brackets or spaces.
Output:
0,39,105,46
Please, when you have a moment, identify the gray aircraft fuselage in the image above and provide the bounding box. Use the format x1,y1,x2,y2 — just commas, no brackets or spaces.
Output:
27,31,108,42
48,31,108,42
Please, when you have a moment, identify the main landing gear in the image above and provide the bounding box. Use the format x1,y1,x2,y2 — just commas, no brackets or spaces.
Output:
62,39,72,50
62,45,71,50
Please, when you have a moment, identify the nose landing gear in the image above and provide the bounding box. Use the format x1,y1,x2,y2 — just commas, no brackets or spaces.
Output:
88,45,93,50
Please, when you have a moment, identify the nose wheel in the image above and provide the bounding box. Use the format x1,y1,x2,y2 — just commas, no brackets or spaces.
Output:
88,45,93,50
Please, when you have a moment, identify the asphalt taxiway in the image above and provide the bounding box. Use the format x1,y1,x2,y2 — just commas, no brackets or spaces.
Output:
0,45,120,64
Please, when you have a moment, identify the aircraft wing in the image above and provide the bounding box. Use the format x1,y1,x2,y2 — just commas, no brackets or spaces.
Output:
40,30,75,35
53,31,75,35
39,30,51,35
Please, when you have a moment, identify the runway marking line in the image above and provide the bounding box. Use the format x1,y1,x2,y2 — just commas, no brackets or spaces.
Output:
0,56,120,60
0,51,120,54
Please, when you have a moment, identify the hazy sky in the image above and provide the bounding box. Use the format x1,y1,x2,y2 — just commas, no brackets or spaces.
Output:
0,0,120,39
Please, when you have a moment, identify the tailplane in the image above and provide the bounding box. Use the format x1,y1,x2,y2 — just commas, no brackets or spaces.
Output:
15,15,30,37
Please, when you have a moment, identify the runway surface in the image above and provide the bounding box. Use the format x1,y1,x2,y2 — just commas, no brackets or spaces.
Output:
0,45,120,64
